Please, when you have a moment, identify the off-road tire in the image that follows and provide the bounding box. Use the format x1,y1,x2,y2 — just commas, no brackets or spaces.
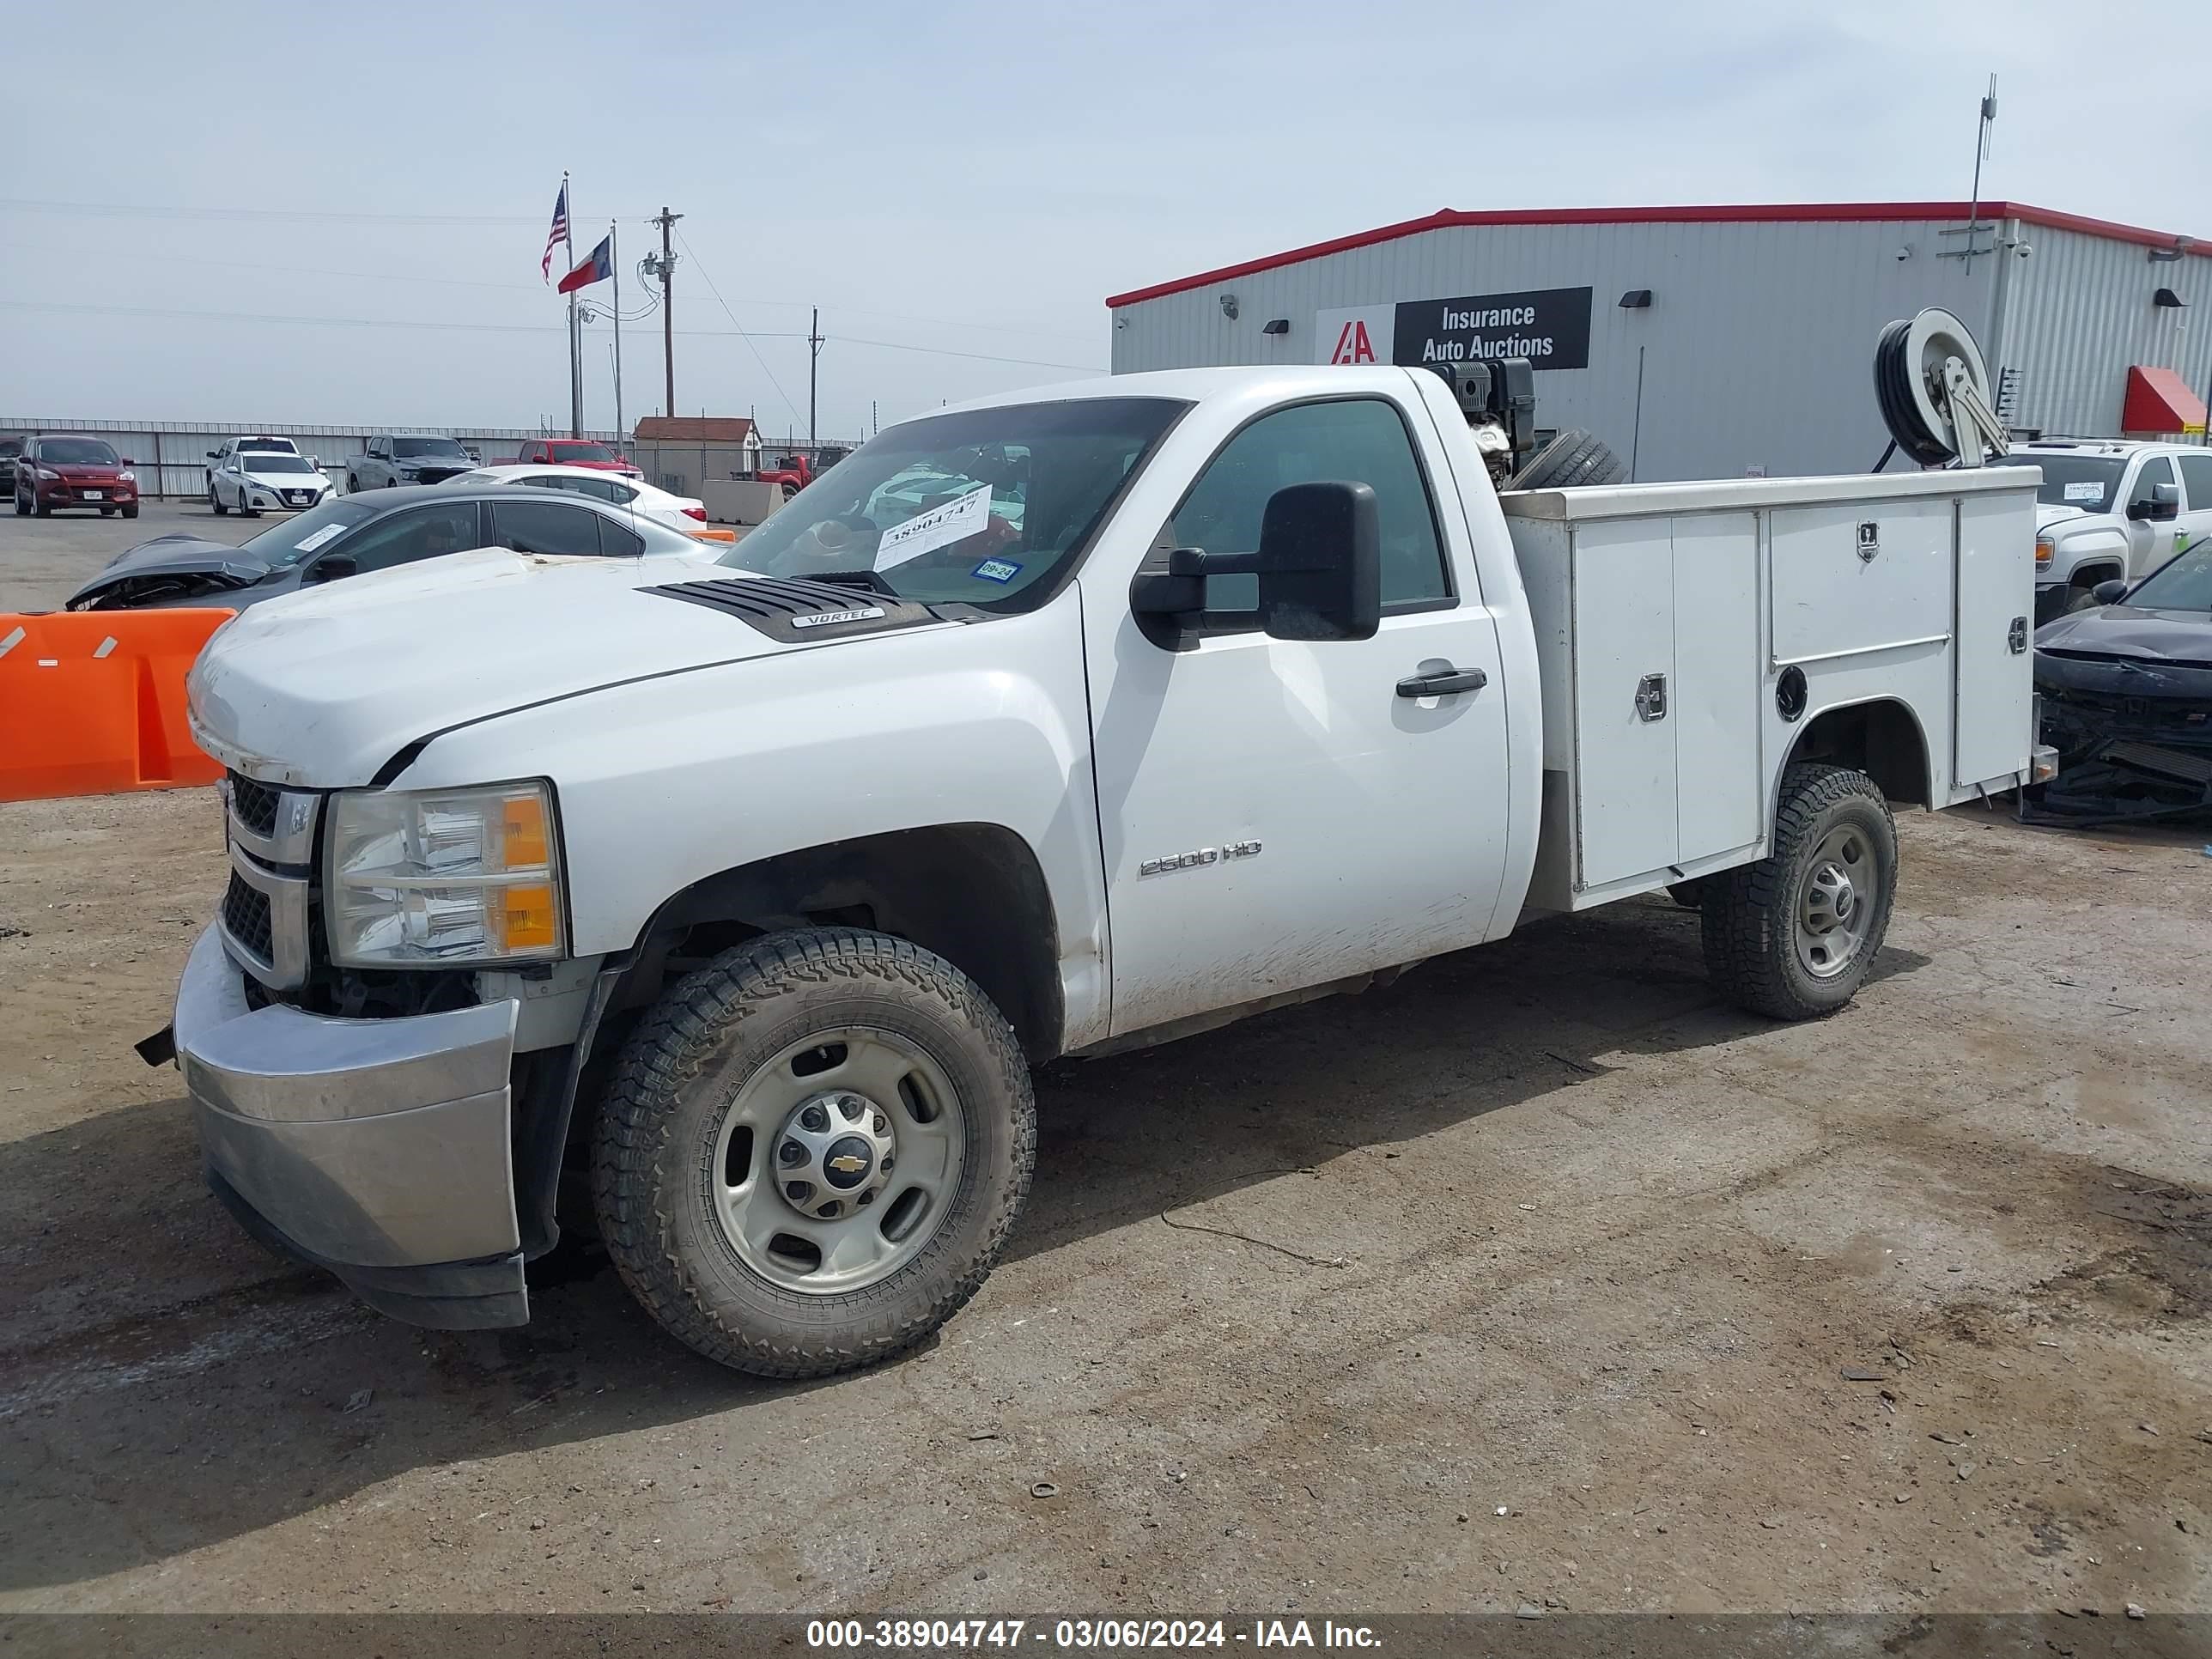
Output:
592,928,1036,1378
1702,763,1897,1020
1511,428,1627,492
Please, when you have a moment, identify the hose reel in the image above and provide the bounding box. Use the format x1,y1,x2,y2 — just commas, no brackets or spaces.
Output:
1874,307,2009,468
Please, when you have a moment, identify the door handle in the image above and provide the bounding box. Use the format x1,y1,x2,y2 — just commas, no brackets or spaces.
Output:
1395,665,1488,698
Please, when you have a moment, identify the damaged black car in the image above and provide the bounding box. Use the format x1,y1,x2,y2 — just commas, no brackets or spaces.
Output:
64,486,705,611
2031,534,2212,823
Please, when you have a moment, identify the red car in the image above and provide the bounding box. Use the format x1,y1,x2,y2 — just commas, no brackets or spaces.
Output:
14,434,141,519
512,438,642,479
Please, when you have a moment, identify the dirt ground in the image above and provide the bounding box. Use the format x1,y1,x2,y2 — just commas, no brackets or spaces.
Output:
2,507,2209,1621
0,781,2207,1620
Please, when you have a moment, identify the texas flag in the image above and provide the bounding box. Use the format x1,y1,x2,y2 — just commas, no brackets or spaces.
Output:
556,234,613,295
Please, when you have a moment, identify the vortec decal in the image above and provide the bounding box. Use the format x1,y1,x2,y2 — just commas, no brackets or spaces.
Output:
1316,286,1594,371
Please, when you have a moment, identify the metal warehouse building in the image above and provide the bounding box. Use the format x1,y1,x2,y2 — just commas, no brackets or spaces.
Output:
1106,202,2210,482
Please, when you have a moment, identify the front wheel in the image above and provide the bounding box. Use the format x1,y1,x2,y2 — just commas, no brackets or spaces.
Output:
1702,763,1897,1019
210,484,228,515
120,502,138,520
592,928,1036,1378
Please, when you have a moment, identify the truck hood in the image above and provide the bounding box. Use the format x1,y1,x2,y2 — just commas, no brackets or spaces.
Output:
2033,603,2212,666
70,534,270,608
187,549,937,787
2035,503,2094,533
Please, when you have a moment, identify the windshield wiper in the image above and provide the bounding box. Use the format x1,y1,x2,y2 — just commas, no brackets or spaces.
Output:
795,568,900,598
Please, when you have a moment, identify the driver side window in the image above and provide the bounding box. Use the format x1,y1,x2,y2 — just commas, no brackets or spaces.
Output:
1166,398,1452,621
2129,456,2175,515
328,503,484,575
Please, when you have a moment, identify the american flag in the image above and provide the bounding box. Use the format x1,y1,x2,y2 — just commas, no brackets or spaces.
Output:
540,181,568,282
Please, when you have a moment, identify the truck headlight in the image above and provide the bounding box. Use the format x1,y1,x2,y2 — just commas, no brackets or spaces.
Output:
2035,533,2054,569
325,781,566,966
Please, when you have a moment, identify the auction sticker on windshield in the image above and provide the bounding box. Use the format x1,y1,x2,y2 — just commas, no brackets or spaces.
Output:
877,485,990,570
295,523,348,554
2065,482,2104,502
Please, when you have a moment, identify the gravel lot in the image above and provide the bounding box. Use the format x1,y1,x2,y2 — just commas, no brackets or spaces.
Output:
1,510,2208,1620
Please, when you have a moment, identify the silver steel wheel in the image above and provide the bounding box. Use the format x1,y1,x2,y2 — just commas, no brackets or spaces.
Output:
709,1026,965,1294
1795,823,1876,979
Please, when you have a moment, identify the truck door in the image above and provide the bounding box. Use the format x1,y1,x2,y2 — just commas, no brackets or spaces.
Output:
2172,452,2212,570
2121,454,2183,578
1085,392,1513,1039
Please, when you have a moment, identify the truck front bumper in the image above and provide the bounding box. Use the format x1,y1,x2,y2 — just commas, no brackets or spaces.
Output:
176,926,531,1329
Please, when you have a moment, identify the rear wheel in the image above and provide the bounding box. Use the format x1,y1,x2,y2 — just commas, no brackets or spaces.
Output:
592,928,1036,1378
1703,763,1897,1019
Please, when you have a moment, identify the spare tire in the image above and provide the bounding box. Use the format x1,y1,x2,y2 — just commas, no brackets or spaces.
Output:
1511,428,1626,491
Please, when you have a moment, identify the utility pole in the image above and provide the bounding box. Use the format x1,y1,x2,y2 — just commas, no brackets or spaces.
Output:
650,207,683,418
807,307,824,453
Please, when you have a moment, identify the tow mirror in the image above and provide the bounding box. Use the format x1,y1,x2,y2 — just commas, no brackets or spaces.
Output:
1131,481,1382,645
308,554,358,584
2092,579,2130,606
2130,481,2180,522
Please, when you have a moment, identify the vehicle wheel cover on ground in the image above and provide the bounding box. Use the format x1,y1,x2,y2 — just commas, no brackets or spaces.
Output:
592,928,1036,1378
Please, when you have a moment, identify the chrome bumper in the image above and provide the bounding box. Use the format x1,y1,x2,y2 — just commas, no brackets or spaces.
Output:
176,926,531,1328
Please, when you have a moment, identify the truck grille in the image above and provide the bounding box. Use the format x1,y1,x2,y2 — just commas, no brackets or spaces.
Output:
228,771,283,838
221,871,276,963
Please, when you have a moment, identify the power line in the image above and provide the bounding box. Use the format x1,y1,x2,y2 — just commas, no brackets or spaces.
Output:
0,298,1104,371
673,228,803,427
0,196,651,227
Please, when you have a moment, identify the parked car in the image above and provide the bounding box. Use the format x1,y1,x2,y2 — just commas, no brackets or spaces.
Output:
1991,439,2212,620
349,434,477,491
209,449,333,517
13,434,139,518
446,464,708,530
161,365,2045,1376
512,437,642,478
0,434,23,494
65,482,710,611
2031,530,2212,823
204,434,301,493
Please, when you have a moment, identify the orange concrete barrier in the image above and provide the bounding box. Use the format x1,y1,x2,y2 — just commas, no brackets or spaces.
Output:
0,609,234,803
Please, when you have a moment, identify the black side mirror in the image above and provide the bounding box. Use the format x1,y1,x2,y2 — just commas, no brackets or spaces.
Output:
1130,480,1382,645
206,450,219,459
2092,579,2130,606
308,554,358,584
2130,481,2180,522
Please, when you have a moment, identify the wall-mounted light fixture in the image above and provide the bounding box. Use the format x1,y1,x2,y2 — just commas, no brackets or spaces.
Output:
1261,318,1290,336
1618,289,1653,309
2154,287,2188,308
1218,294,1240,320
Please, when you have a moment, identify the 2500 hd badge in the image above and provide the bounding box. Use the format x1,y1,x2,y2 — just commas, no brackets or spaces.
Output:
1139,840,1261,877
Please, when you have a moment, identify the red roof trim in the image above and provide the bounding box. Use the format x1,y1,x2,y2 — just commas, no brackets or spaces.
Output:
1103,201,2210,308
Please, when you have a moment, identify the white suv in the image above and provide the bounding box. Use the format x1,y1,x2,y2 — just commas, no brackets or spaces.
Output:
1992,439,2212,617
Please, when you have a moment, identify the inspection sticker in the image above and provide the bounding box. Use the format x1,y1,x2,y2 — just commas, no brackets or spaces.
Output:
971,557,1022,583
876,484,990,569
295,523,349,554
2064,482,2104,502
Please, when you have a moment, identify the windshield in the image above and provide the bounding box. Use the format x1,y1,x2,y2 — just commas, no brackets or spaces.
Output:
549,441,616,462
2125,535,2212,612
239,497,377,568
243,453,317,474
42,439,120,466
393,436,469,459
1992,453,2127,514
718,398,1185,606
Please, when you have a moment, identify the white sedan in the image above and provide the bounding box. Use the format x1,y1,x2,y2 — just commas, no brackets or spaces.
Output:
445,465,714,533
210,450,335,516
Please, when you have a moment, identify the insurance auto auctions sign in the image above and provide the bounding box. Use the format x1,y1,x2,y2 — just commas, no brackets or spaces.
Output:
1316,286,1594,371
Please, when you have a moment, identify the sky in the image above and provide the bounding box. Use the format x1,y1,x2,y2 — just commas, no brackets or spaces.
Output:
4,0,2207,441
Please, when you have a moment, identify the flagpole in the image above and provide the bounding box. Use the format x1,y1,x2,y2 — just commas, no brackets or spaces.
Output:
610,221,624,463
565,171,581,439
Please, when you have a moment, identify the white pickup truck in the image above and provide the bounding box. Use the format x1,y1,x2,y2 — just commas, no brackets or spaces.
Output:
171,366,2048,1377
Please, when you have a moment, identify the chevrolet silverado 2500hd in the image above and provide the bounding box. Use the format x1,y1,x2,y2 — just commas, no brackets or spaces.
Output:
172,365,2048,1376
